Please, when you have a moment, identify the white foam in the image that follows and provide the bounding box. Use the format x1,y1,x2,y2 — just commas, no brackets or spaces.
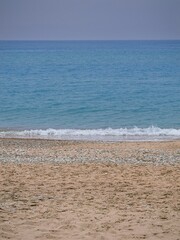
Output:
0,126,180,141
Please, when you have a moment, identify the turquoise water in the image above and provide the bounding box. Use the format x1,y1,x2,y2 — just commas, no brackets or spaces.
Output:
0,41,180,140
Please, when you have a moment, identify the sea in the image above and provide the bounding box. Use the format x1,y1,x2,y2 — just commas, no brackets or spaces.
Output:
0,40,180,141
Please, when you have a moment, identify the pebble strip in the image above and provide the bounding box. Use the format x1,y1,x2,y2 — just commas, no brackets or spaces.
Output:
0,138,179,164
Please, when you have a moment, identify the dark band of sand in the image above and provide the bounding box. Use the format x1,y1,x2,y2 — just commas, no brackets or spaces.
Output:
0,139,180,239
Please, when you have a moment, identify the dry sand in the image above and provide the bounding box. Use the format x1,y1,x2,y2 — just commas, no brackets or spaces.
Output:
0,139,180,239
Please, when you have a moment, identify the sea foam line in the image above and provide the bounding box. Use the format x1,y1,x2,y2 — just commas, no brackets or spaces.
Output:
0,126,180,141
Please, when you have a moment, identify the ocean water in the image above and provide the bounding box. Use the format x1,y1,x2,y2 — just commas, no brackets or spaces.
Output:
0,40,180,141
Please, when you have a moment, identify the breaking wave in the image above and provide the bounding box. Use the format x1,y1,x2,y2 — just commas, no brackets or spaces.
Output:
0,126,180,141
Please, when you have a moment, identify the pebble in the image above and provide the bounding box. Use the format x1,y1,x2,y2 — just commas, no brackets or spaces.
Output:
0,138,179,165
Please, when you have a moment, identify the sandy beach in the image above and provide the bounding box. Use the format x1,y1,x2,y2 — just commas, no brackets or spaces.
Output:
0,139,180,239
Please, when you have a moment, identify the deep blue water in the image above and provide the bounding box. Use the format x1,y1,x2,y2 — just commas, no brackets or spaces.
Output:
0,40,180,140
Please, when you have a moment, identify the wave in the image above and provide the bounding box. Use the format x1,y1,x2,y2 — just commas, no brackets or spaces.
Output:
0,126,180,141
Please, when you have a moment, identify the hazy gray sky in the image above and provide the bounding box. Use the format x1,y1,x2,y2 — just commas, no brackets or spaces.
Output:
0,0,180,40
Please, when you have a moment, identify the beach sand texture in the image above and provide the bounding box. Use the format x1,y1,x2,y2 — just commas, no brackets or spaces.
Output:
0,139,180,239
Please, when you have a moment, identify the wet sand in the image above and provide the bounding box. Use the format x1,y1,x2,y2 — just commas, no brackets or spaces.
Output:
0,139,180,239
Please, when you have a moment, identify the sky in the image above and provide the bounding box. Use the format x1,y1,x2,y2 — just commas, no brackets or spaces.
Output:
0,0,180,40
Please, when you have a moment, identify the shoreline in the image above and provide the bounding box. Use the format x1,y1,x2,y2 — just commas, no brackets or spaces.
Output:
1,136,180,142
0,126,180,142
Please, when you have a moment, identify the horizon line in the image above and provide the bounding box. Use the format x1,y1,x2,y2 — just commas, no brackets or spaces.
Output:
0,39,180,41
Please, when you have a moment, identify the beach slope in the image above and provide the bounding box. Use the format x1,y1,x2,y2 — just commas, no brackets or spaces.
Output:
0,139,180,239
